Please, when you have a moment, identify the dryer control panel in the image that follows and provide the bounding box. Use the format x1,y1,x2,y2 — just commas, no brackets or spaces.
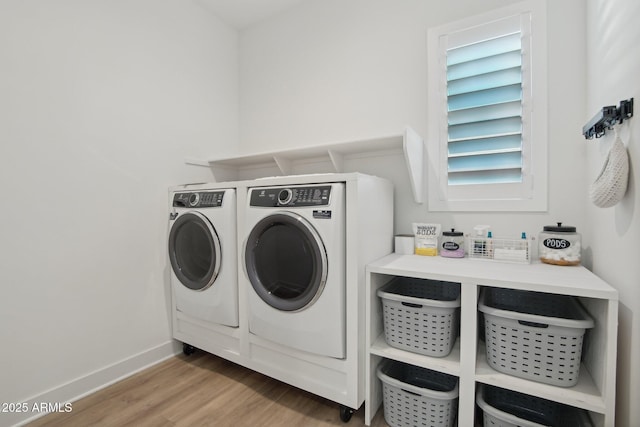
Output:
173,191,225,208
250,185,332,207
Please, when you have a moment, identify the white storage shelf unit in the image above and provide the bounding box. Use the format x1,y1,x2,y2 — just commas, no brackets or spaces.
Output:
365,254,619,427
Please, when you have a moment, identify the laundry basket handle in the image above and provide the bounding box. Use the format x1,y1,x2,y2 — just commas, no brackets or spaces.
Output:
402,302,423,309
518,320,549,328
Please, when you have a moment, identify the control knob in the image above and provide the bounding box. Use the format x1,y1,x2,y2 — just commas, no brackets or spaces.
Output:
188,193,200,207
278,188,293,205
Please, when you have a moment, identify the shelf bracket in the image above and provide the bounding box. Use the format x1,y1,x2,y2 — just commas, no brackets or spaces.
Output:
403,127,424,204
273,155,292,175
328,150,344,173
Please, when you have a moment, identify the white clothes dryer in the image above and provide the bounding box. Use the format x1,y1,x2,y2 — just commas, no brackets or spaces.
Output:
168,188,238,327
244,182,345,358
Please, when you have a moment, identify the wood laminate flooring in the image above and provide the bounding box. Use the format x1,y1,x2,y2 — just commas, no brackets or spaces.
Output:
27,351,389,427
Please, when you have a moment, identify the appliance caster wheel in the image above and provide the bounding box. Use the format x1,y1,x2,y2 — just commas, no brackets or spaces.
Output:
339,405,354,422
182,343,196,356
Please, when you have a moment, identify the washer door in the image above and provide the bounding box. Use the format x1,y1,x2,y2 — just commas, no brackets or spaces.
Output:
245,212,327,312
169,211,222,291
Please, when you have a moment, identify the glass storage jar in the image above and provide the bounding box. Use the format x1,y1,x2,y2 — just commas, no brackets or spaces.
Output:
441,229,465,258
538,223,581,266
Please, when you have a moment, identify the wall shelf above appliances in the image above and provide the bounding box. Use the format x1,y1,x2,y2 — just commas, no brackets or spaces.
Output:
185,126,425,203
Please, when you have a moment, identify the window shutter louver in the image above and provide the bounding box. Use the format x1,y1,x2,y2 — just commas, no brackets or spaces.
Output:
446,32,524,186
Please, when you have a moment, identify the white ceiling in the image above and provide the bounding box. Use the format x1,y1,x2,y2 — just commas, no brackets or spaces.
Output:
197,0,312,29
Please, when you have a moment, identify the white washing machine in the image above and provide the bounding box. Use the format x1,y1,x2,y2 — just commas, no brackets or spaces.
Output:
168,187,238,327
244,182,345,358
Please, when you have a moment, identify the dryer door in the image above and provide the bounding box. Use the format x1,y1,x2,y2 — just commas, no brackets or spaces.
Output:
169,211,222,291
245,212,327,312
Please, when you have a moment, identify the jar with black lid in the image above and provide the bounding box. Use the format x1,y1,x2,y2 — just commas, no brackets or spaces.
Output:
539,222,581,266
441,229,465,258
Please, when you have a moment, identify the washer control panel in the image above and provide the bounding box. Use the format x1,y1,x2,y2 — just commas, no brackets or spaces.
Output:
250,185,332,207
173,191,225,208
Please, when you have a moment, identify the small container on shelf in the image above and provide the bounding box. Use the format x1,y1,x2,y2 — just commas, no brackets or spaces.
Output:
478,288,594,387
413,223,441,256
377,277,461,357
476,384,593,427
467,234,533,263
377,359,458,427
471,225,491,257
394,234,414,255
440,228,465,258
539,222,582,266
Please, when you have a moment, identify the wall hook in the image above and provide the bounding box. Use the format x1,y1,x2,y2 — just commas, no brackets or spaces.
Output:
583,98,633,140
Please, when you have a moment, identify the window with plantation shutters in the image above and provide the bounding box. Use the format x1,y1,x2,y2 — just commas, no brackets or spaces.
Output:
447,30,524,186
427,1,548,212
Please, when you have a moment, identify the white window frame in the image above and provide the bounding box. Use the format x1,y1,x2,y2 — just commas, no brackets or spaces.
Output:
427,0,548,212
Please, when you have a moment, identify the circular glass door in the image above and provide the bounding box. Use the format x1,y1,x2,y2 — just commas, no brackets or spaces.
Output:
245,212,327,312
168,212,221,291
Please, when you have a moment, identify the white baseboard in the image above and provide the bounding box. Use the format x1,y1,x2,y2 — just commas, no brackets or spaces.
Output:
6,341,181,427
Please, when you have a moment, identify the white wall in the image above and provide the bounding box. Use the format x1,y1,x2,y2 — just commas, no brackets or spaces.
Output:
0,1,238,425
586,1,640,426
239,0,588,242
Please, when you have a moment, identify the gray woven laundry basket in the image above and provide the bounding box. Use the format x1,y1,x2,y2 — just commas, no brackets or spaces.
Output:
476,384,593,427
478,288,594,387
377,360,458,427
378,278,461,357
